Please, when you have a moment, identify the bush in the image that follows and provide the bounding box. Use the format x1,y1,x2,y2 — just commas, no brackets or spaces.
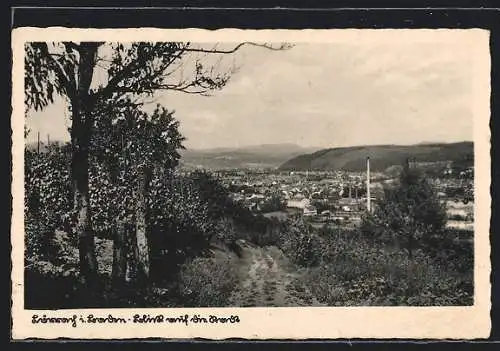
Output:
361,162,448,257
279,218,322,267
241,216,282,247
177,257,238,307
302,230,473,306
25,147,73,233
148,175,216,248
25,214,51,263
260,193,287,213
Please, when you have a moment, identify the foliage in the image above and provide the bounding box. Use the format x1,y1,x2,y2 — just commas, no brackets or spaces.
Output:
214,217,237,244
177,256,238,307
279,217,322,267
361,163,448,257
189,170,233,220
24,105,186,238
24,43,76,111
260,193,287,213
91,101,185,171
147,174,217,274
310,199,335,213
25,146,73,229
24,142,246,284
25,42,290,113
303,229,473,306
241,216,282,247
89,101,186,234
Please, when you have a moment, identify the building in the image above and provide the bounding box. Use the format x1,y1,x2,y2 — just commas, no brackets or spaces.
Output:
303,205,318,217
338,197,359,212
287,197,310,210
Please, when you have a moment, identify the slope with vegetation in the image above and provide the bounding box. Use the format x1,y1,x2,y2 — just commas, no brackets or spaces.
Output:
279,142,474,172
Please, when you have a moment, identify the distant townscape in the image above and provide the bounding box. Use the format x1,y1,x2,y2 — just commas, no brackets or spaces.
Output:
179,141,474,235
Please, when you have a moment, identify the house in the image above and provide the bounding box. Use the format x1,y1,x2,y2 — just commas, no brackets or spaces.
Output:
303,205,317,217
246,194,265,201
287,197,310,209
338,197,358,206
342,206,352,212
338,197,359,212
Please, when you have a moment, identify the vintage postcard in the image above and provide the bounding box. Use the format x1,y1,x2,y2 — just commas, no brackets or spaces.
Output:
11,28,491,339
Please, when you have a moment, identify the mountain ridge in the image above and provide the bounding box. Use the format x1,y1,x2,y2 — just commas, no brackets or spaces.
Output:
278,141,474,172
180,143,321,169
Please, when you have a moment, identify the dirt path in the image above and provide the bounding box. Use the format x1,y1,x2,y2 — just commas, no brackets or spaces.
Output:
229,241,323,307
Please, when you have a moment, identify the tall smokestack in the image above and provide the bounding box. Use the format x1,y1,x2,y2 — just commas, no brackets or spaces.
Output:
367,156,371,212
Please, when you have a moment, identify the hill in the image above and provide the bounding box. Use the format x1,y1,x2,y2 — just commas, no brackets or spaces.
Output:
180,144,321,170
278,142,474,172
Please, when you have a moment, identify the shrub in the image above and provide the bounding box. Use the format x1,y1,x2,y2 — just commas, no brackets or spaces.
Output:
25,147,73,233
302,230,473,306
260,193,287,213
279,218,322,267
177,257,238,307
361,161,448,258
242,216,283,247
25,214,51,263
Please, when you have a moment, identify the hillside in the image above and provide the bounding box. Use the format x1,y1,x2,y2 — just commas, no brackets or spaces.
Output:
279,142,474,172
180,143,320,170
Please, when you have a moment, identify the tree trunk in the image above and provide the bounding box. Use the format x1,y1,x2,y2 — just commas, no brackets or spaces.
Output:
125,222,138,283
72,117,99,288
134,165,151,282
112,219,127,285
69,43,100,289
74,166,98,287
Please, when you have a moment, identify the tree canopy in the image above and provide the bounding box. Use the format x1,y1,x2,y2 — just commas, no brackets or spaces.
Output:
361,161,447,258
25,42,291,113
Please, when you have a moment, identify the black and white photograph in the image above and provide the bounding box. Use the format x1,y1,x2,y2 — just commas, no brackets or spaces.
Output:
11,28,491,339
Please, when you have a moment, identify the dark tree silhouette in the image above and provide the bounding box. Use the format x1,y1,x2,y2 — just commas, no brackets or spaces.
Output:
24,41,291,288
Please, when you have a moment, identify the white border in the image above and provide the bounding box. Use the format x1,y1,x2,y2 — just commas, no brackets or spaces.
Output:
11,28,491,340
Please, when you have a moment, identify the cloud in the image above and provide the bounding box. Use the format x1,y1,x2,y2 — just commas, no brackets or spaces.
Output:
26,34,475,149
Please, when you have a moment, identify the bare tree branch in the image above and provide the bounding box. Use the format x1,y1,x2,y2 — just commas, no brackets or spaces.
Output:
37,43,76,99
184,42,293,54
93,41,291,102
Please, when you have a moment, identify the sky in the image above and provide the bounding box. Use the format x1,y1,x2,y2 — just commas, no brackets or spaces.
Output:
25,34,474,150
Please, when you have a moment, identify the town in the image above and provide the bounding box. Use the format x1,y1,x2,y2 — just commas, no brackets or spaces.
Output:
179,158,474,233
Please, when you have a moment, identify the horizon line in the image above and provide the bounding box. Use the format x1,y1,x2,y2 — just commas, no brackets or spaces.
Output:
181,139,474,151
25,139,474,149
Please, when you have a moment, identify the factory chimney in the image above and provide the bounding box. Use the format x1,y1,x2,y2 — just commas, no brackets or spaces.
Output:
366,156,371,213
